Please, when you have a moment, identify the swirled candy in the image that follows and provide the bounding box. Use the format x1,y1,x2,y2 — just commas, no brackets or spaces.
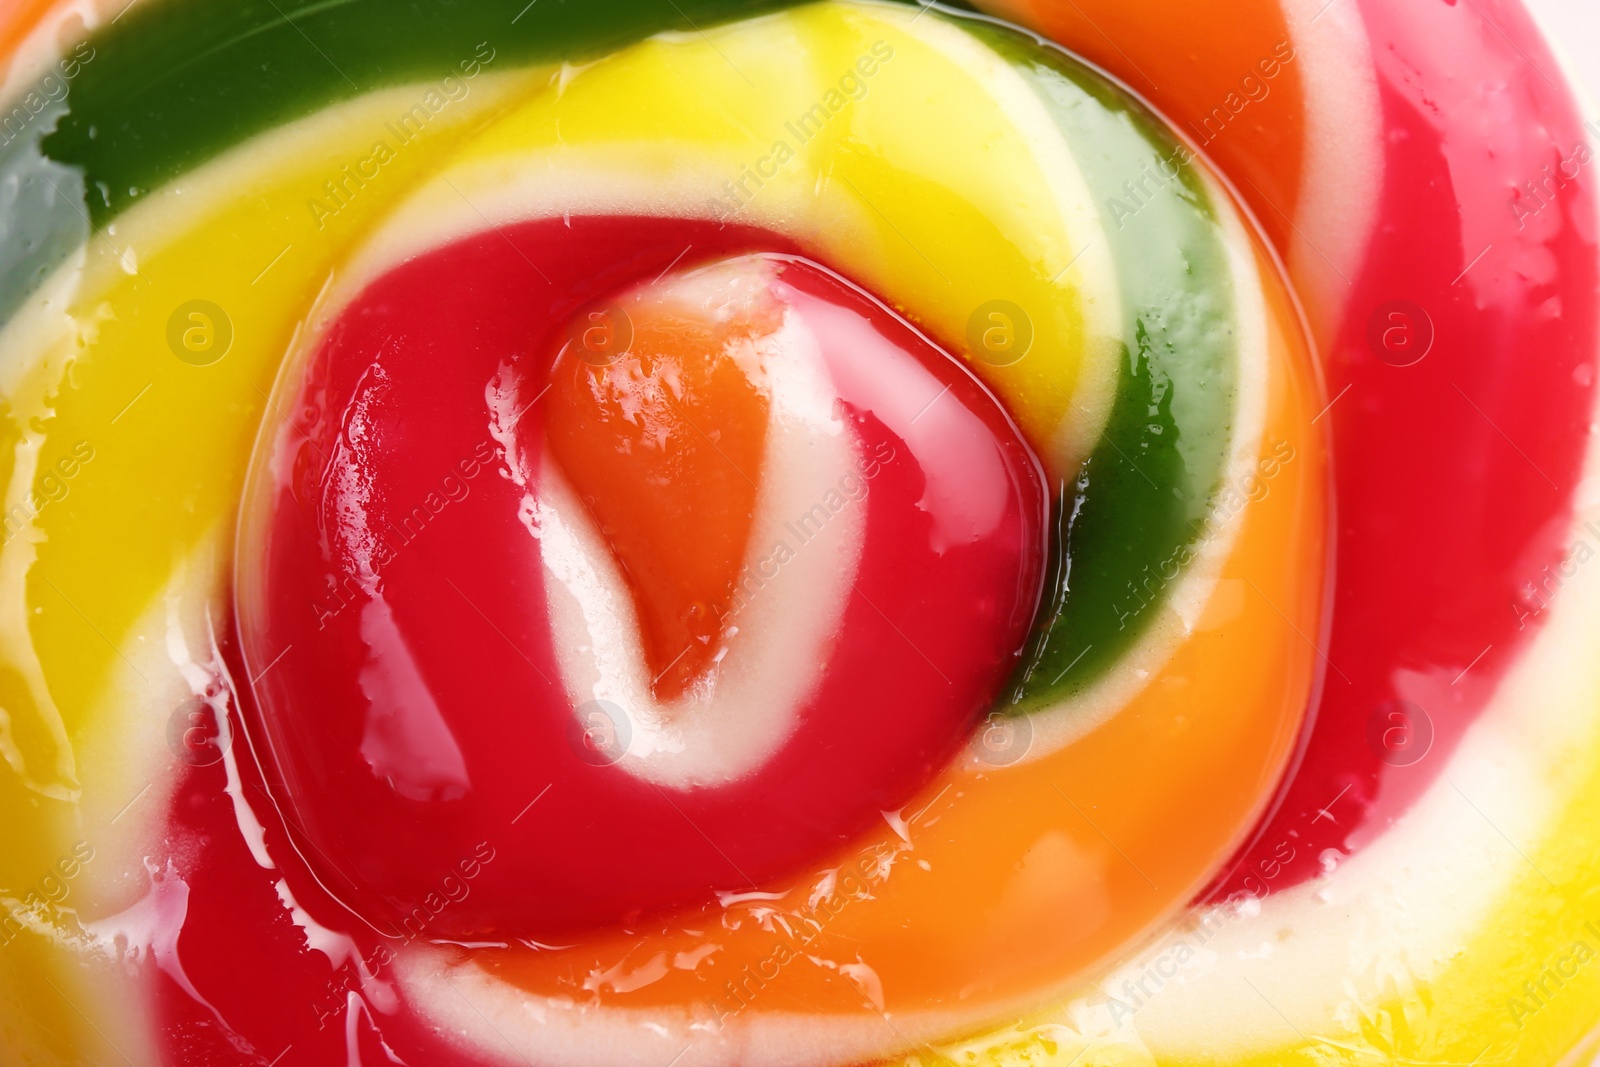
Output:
0,0,1595,1065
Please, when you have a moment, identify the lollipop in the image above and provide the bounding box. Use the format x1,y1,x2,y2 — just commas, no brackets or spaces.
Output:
0,0,1594,1065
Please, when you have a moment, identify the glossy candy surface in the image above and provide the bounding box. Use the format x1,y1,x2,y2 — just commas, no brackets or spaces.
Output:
0,0,1596,1064
238,234,1049,938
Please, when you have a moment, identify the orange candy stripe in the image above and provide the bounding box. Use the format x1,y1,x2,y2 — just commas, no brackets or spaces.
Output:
544,282,774,701
978,0,1307,256
0,0,89,87
472,235,1327,1017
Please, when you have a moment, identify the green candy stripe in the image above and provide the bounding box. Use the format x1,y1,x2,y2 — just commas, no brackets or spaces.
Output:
958,16,1239,711
42,0,807,228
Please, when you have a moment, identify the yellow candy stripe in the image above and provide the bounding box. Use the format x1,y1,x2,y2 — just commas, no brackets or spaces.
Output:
348,1,1122,477
20,5,1590,1066
896,504,1600,1065
0,7,1232,1062
0,72,545,1062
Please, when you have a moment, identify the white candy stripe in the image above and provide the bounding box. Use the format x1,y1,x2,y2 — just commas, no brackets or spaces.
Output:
980,165,1274,765
508,262,866,788
1282,0,1383,347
